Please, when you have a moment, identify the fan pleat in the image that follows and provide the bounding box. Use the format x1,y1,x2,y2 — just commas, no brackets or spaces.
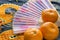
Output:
13,0,55,34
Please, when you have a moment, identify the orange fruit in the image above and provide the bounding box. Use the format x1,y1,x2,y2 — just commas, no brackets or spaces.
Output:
24,28,43,40
40,22,59,40
42,9,58,23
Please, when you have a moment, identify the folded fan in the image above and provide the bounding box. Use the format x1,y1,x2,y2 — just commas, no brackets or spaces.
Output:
13,0,55,34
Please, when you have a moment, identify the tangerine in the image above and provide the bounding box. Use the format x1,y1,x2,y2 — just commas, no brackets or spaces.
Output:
40,22,59,40
42,9,58,23
24,28,43,40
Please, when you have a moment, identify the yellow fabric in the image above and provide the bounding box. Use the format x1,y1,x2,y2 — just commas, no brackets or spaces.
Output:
0,4,20,25
0,30,24,40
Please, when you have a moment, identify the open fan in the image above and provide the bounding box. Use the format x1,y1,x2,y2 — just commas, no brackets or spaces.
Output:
13,0,55,34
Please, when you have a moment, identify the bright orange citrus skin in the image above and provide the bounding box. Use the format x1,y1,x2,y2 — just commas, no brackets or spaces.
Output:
42,9,58,23
40,22,59,40
24,28,43,40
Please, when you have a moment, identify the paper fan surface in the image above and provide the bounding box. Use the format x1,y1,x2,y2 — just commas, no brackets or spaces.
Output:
13,0,55,34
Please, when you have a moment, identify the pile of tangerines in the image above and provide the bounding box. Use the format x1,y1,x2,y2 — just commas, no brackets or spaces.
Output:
24,9,59,40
